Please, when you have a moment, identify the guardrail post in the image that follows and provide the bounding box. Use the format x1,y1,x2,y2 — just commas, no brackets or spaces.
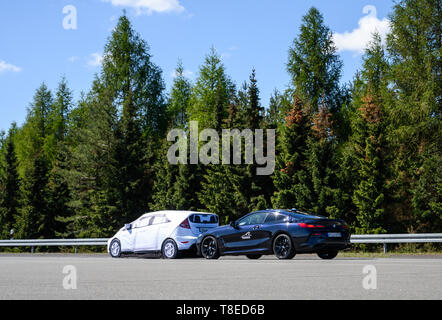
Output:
383,243,387,254
74,246,78,254
31,246,34,254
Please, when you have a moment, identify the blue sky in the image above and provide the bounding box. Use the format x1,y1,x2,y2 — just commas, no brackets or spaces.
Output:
0,0,394,133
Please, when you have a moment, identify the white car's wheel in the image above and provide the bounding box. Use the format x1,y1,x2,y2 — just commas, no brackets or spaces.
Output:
109,239,121,258
162,239,178,259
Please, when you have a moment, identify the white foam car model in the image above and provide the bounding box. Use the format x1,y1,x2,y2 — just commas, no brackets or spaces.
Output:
107,210,219,259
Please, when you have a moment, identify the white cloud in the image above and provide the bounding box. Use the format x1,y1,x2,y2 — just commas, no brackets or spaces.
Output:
221,46,238,60
0,60,22,73
68,56,79,63
102,0,184,14
220,52,232,59
333,5,390,53
88,53,103,67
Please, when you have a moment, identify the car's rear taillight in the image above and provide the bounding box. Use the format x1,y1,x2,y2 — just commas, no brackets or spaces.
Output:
179,218,191,229
298,223,325,228
343,224,349,229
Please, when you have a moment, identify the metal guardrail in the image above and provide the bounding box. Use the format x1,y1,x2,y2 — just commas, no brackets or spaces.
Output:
350,233,442,253
0,234,441,254
0,238,108,254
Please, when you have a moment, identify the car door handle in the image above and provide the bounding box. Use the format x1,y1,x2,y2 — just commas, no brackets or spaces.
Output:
253,225,260,230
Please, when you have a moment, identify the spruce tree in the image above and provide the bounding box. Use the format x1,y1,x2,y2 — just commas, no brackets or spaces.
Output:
386,0,441,232
102,15,166,223
42,78,74,238
168,60,192,128
238,69,270,211
287,7,343,115
188,47,235,131
151,61,193,211
65,79,120,237
190,48,236,219
14,84,53,240
350,34,390,234
67,14,167,236
14,83,53,179
276,7,345,215
272,96,312,210
0,124,20,239
306,100,340,216
16,154,49,239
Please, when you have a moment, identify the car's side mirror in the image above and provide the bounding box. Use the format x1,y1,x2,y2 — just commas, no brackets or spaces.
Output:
125,223,132,230
230,221,238,229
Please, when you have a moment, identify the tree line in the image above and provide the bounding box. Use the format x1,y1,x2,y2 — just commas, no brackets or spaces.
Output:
0,0,440,240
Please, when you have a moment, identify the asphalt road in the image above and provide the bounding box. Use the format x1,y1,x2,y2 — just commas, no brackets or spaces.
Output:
0,254,441,300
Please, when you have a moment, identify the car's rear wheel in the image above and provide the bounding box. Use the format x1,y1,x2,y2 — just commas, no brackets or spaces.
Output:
273,234,295,259
162,239,178,259
246,254,262,259
201,236,220,259
109,239,121,258
317,248,338,260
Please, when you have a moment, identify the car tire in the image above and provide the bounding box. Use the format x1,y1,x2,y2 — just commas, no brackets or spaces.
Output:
201,236,220,259
246,254,262,259
317,248,338,260
162,239,179,259
273,234,296,259
109,239,121,258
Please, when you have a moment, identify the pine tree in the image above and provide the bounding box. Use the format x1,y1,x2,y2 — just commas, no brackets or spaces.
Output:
14,84,53,240
168,60,192,128
150,138,179,211
188,47,235,131
0,124,20,239
350,34,391,234
42,78,74,238
306,100,340,216
14,83,53,179
16,154,49,239
275,7,346,216
386,0,441,232
172,163,203,211
237,69,270,211
66,14,168,236
272,96,312,209
151,61,193,211
265,89,291,129
102,15,166,223
352,90,388,233
287,7,343,115
245,69,264,129
273,7,343,213
189,48,236,219
65,79,120,237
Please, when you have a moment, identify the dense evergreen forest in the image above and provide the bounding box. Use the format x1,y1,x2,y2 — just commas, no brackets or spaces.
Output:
0,0,440,240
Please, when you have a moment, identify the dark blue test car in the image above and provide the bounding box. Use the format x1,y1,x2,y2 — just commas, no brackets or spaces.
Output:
196,209,351,260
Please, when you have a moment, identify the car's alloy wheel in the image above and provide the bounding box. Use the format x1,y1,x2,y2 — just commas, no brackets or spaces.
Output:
246,254,262,259
162,239,178,259
273,234,295,259
317,248,338,260
110,239,121,258
201,236,220,259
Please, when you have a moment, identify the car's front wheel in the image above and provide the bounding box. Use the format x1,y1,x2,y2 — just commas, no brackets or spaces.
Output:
273,234,296,259
162,239,178,259
201,236,220,259
109,239,121,258
317,248,338,260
